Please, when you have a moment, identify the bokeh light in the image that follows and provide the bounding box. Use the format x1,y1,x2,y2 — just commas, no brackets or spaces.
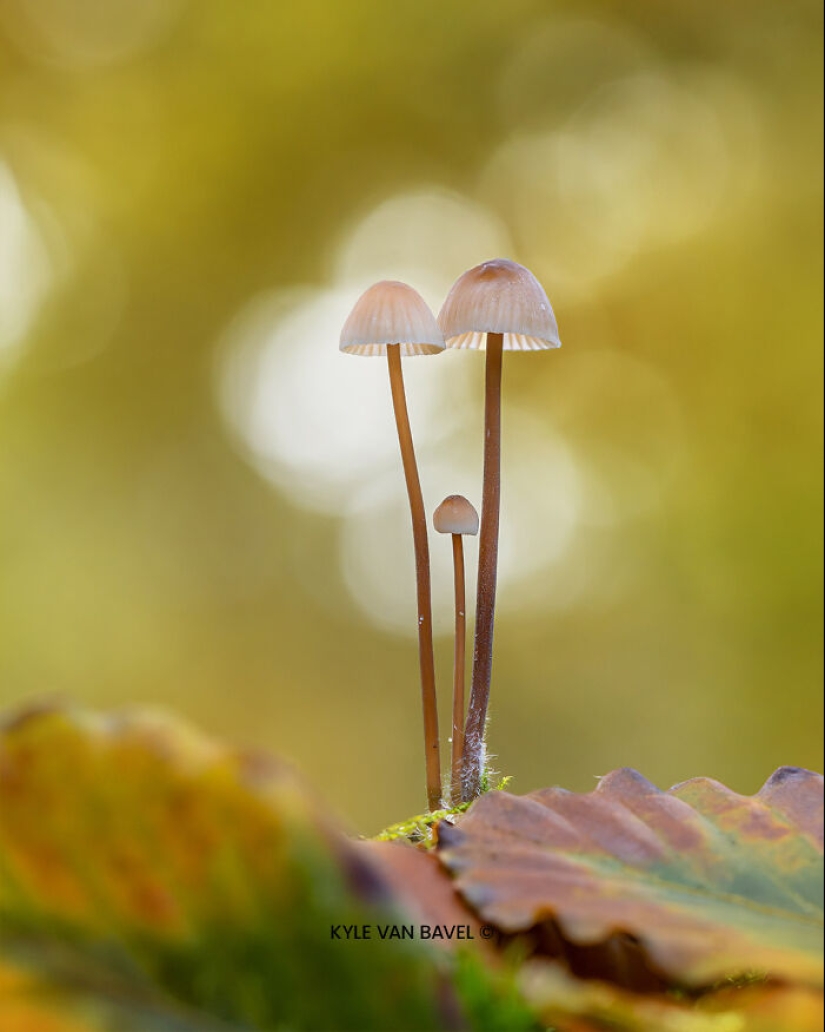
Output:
214,188,507,516
0,161,53,372
481,63,764,298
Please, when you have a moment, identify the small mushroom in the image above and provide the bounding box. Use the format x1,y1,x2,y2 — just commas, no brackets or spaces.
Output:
433,495,479,806
340,281,445,810
439,259,561,801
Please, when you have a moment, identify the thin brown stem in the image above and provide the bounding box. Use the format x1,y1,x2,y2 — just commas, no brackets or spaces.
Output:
386,345,441,810
449,532,466,806
463,331,503,801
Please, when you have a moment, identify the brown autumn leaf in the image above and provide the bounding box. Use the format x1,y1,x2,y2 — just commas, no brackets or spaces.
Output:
358,840,492,953
436,767,824,989
0,703,468,1031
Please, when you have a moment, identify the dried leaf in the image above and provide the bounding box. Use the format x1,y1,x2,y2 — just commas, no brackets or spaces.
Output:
437,767,824,988
0,704,461,1031
358,840,492,952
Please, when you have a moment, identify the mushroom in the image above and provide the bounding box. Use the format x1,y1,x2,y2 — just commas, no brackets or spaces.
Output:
433,494,479,806
438,259,561,801
340,281,445,810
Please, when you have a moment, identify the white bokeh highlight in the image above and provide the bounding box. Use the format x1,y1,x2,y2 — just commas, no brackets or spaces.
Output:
217,286,472,515
334,189,512,312
481,68,763,299
0,161,53,372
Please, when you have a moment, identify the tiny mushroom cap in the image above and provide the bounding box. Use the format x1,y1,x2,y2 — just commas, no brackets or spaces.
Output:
433,495,480,536
438,258,561,352
340,280,445,357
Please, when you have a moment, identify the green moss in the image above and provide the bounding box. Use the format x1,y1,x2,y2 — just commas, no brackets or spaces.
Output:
374,774,513,847
374,802,471,847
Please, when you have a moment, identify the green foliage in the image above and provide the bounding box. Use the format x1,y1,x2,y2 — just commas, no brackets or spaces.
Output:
450,951,544,1032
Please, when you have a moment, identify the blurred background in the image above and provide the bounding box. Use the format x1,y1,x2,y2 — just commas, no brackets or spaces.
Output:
0,0,821,833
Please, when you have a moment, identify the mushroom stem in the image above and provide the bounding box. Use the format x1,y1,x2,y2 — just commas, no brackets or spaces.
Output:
386,344,441,810
463,331,503,801
449,532,467,806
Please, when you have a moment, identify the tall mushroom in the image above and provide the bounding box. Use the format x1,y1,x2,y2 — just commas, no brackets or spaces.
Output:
340,281,445,810
438,259,561,801
433,494,479,805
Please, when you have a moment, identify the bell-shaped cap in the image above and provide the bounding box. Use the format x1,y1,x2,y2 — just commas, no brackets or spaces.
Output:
340,280,445,357
433,495,479,536
438,258,561,352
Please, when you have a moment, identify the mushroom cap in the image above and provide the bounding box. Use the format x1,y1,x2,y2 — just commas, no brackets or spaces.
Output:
433,494,479,536
438,258,561,352
340,280,445,357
